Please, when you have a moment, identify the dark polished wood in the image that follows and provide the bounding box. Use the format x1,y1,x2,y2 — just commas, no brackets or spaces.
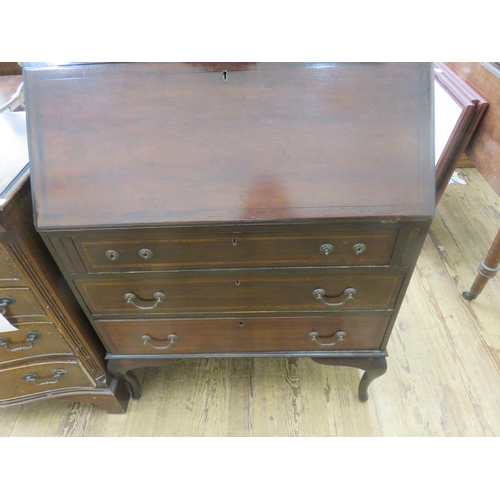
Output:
24,62,434,404
69,227,398,272
24,62,434,229
74,269,404,316
97,315,392,354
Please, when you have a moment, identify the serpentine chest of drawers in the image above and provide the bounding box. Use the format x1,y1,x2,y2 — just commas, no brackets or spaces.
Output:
23,62,434,403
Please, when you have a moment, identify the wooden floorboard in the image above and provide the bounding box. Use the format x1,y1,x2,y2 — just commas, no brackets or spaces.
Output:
1,168,499,437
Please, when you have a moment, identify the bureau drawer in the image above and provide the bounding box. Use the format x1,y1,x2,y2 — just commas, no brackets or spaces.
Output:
75,269,405,316
97,315,391,354
66,229,398,272
0,287,46,319
0,322,73,365
0,359,94,402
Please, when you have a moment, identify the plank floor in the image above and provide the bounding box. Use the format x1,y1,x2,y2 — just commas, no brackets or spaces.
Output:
1,168,499,437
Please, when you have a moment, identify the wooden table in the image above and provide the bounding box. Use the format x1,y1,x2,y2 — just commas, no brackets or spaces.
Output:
446,63,500,300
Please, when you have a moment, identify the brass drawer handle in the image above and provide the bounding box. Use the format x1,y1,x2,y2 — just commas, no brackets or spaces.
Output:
0,332,41,352
352,243,366,255
313,287,357,306
124,292,166,310
0,296,16,315
320,244,334,256
142,334,178,350
309,330,346,346
23,369,67,386
139,248,153,260
105,249,120,261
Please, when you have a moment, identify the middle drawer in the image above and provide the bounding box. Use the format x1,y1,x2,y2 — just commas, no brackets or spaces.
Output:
75,269,405,317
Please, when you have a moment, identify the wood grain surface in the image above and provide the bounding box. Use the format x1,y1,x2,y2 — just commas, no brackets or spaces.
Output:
24,62,434,228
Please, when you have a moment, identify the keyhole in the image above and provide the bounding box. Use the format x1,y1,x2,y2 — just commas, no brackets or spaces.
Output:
239,322,244,327
235,280,241,286
232,238,237,246
222,70,228,81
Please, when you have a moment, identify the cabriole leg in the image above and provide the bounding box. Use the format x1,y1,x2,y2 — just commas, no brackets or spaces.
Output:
311,355,387,402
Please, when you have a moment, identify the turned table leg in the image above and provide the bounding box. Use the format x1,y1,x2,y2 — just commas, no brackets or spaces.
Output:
311,355,387,402
463,227,500,300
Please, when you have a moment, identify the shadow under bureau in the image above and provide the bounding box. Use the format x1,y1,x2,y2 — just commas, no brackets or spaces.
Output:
23,62,434,403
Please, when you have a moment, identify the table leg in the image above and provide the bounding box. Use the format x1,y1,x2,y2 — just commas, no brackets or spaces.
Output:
463,227,500,300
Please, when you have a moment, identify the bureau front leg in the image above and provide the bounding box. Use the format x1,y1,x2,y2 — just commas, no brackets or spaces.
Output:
311,355,387,402
107,359,143,400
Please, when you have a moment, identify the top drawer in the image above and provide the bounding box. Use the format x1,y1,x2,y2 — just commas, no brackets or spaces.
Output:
55,229,399,273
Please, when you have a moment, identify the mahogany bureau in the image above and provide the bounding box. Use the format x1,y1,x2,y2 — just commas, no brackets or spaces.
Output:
0,110,128,413
23,62,434,403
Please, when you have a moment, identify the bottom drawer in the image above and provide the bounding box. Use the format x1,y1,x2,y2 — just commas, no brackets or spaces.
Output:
0,360,95,402
97,316,391,355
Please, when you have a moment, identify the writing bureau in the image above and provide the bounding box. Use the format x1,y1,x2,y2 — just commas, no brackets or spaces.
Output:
23,62,434,403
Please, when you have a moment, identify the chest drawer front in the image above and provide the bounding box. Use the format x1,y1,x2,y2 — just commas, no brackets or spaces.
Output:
0,322,73,364
0,287,46,319
75,270,404,316
97,315,391,354
0,360,94,402
69,229,398,273
0,247,21,281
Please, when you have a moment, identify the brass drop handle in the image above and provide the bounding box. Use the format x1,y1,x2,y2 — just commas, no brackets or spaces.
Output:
0,332,41,352
313,287,357,306
23,369,67,386
0,296,16,315
309,330,346,346
124,292,166,310
142,334,178,350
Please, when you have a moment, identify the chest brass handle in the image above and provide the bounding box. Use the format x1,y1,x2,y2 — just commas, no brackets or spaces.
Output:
320,244,334,256
23,369,67,385
309,330,346,346
124,292,166,310
313,287,357,306
352,243,366,255
0,332,41,352
0,296,16,315
142,334,178,350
